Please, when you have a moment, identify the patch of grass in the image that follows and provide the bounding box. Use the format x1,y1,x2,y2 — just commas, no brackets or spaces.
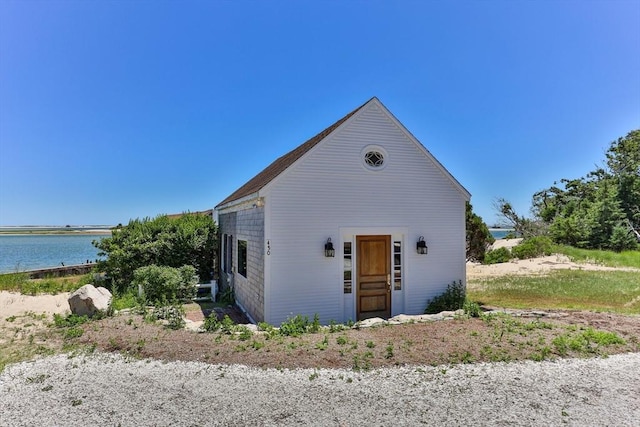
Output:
53,313,89,328
0,273,92,295
555,245,640,269
0,272,29,291
111,290,139,311
469,270,640,314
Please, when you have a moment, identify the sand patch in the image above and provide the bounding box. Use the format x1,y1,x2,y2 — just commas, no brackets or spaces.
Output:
0,291,70,320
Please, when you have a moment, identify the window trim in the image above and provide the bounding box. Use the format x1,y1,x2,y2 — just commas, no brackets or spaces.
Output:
361,145,388,171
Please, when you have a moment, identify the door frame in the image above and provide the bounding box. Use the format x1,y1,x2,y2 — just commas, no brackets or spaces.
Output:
355,234,391,320
340,227,408,323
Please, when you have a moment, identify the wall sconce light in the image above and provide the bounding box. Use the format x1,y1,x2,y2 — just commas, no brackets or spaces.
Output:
324,238,335,257
416,236,428,255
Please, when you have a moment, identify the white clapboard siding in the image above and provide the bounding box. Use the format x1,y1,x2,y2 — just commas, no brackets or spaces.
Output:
262,100,468,325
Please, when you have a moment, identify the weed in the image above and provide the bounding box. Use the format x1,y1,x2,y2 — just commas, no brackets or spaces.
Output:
315,335,329,350
385,343,394,359
53,313,88,328
463,299,482,317
237,326,253,341
336,335,348,346
149,305,185,330
309,371,319,381
219,315,236,335
352,352,373,371
251,340,265,350
366,340,376,349
6,316,16,322
203,315,221,332
328,320,346,333
26,374,49,384
63,327,84,339
530,346,552,361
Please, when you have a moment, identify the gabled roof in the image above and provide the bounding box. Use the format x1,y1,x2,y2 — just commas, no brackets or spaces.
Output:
216,97,470,209
216,98,372,208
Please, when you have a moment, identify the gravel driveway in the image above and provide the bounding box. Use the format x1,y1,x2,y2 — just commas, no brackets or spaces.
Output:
1,352,639,426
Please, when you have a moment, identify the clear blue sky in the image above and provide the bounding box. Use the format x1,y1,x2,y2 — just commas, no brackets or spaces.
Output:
1,0,639,227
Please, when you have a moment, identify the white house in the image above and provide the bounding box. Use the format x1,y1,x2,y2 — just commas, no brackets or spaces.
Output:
215,97,470,325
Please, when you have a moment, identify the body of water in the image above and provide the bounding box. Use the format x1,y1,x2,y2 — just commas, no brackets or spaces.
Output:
0,234,107,273
489,229,515,239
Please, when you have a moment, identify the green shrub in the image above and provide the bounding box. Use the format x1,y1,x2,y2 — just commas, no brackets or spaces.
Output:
53,313,89,328
94,213,217,293
483,247,512,264
279,314,321,337
132,264,197,305
511,236,554,259
424,281,465,314
203,314,221,332
148,305,185,330
463,299,482,317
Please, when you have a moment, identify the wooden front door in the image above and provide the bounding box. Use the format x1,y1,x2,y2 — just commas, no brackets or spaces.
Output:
356,235,391,320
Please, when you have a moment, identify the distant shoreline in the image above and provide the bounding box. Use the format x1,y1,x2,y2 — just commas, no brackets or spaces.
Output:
0,227,113,236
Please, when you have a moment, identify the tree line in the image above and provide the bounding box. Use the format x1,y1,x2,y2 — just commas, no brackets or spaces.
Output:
495,129,639,252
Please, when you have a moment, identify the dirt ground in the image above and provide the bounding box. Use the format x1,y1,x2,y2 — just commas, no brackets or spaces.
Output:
68,308,638,369
1,249,639,370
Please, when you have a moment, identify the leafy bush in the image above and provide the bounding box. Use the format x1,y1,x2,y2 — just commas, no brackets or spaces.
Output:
463,299,482,317
147,305,185,330
511,236,554,259
484,247,512,264
424,281,465,314
203,314,221,332
279,314,321,337
132,265,197,305
94,213,217,293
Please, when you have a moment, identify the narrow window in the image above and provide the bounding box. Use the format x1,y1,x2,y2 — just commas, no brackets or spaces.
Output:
343,241,352,294
223,234,233,274
238,239,247,278
393,241,402,290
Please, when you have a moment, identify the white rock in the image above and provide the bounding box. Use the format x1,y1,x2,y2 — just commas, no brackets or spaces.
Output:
356,317,387,328
67,284,112,317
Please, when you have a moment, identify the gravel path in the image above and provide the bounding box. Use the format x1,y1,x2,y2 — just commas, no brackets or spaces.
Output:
1,352,639,426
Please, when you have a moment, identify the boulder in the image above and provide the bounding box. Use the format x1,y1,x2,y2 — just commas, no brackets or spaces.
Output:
68,284,112,317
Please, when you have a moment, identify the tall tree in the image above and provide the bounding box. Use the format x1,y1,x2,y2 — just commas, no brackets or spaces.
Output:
466,202,494,261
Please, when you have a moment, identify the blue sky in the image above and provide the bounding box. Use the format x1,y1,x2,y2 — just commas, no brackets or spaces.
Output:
1,0,638,227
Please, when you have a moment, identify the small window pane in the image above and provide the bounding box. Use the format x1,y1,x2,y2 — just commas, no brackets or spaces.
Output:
393,240,402,291
343,241,352,294
238,240,247,278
